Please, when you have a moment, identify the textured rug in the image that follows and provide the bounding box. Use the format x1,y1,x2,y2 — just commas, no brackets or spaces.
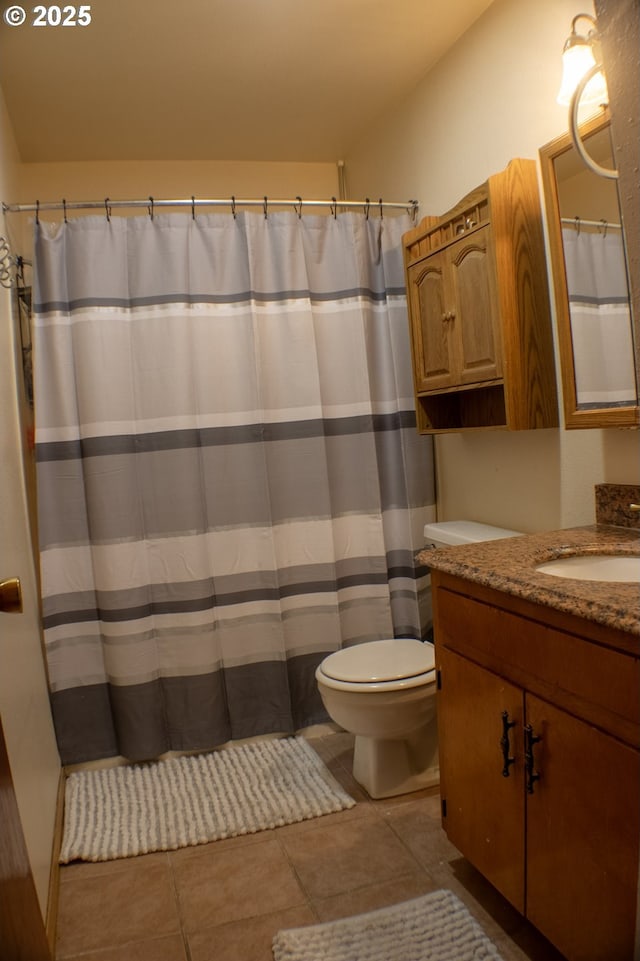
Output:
60,736,355,863
272,889,505,961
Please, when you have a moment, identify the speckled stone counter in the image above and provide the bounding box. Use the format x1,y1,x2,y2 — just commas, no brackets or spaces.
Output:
418,524,640,636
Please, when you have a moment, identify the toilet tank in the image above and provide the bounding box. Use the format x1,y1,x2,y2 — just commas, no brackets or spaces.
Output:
423,520,522,549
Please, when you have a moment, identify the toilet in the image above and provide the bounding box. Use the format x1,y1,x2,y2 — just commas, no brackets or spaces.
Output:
315,520,522,799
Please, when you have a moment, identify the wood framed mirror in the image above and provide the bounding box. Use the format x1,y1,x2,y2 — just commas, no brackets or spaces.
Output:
540,110,639,428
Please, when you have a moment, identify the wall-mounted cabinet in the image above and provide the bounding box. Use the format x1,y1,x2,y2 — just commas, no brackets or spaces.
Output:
403,159,558,433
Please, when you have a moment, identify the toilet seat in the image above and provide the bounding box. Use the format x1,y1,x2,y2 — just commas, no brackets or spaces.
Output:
317,639,436,693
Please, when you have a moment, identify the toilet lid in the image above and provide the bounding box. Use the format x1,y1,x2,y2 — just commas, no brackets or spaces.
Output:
320,639,435,684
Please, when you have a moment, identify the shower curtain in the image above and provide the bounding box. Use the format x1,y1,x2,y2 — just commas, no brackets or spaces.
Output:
562,227,636,408
33,210,435,766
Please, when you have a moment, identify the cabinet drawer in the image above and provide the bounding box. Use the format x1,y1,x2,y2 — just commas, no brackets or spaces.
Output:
434,587,640,746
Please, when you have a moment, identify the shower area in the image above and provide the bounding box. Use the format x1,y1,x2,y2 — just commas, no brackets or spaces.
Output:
8,197,436,767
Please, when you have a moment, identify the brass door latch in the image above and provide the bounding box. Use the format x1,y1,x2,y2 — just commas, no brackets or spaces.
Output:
0,577,23,613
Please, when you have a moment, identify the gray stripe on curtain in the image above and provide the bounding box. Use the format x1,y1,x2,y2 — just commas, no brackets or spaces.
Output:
34,286,408,313
34,211,436,765
35,411,417,462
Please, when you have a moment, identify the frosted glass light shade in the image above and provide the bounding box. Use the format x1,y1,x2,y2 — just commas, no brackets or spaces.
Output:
557,42,608,106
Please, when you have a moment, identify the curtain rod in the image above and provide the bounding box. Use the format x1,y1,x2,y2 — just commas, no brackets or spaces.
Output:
2,196,419,218
561,216,621,230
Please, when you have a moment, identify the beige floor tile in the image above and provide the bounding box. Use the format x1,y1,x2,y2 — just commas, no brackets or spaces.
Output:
55,856,181,957
59,851,170,883
187,905,316,961
172,836,307,932
280,809,420,899
383,797,461,871
312,870,439,922
54,934,187,961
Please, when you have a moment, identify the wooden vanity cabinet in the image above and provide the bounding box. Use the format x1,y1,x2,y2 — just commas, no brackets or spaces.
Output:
403,159,558,433
432,570,640,961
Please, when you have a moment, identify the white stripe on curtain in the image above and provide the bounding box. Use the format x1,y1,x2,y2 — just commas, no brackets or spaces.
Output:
33,211,436,765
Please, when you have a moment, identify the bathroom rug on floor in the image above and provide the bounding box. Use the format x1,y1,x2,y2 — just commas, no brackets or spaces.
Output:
272,888,505,961
59,736,355,863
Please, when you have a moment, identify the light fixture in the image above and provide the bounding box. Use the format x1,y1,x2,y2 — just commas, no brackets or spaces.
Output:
557,13,608,107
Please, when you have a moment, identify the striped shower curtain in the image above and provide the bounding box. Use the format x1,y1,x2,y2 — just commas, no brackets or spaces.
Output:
33,210,435,766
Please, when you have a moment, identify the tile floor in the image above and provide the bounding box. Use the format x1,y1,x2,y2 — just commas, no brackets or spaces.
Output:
54,732,567,961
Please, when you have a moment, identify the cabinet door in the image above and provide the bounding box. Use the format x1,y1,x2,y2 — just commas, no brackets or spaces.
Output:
447,227,502,385
438,648,525,912
407,252,456,391
525,695,640,961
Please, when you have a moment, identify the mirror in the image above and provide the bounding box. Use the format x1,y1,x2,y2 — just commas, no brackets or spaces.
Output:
540,110,638,428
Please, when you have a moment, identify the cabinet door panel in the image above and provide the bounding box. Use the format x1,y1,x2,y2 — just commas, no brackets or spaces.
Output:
438,648,525,912
407,254,455,391
449,229,502,384
526,695,640,961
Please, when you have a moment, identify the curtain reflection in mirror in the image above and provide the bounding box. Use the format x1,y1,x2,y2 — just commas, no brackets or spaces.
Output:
562,224,636,408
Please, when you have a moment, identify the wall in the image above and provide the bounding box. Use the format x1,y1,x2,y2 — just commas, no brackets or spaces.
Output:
0,86,61,920
344,0,640,533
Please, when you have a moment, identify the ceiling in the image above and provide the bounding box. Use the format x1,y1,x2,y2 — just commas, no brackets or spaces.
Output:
0,0,495,163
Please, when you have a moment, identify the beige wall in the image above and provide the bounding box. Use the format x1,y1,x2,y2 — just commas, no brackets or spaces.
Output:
344,0,640,533
0,87,61,919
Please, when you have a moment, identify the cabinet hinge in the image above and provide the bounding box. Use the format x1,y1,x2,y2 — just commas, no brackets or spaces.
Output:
441,798,447,818
437,668,442,691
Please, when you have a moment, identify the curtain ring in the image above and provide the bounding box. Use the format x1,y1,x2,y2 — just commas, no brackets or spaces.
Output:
364,198,370,220
295,196,302,220
599,218,608,238
148,196,154,221
408,200,418,224
574,215,581,235
379,198,384,219
330,197,337,219
105,198,111,222
191,196,196,220
263,196,268,220
63,198,68,223
231,196,236,220
35,200,40,225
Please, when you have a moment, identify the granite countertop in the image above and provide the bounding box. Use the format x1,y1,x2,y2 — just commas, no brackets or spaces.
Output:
418,524,640,636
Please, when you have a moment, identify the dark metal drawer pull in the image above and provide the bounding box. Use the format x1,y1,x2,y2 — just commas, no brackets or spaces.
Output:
524,723,542,794
500,710,516,777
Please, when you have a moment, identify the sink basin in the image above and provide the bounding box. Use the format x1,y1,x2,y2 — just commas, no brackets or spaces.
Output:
535,554,640,583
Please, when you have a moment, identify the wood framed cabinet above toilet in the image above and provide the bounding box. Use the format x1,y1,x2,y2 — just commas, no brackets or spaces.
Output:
403,159,558,434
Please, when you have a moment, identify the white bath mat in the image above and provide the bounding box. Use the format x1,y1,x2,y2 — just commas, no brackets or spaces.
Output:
272,888,505,961
60,736,355,863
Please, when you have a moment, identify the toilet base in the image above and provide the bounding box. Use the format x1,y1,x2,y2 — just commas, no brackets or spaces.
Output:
352,724,440,800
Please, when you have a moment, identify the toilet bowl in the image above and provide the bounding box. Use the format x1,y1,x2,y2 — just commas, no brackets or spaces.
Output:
316,520,522,800
316,638,438,799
